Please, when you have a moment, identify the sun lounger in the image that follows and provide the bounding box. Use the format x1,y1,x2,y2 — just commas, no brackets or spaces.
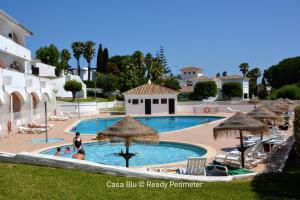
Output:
18,126,46,134
31,120,54,128
227,106,240,113
206,164,229,176
185,157,207,175
49,115,69,121
59,111,73,118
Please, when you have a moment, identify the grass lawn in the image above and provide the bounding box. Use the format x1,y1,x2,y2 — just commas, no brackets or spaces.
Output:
0,149,299,200
57,96,113,103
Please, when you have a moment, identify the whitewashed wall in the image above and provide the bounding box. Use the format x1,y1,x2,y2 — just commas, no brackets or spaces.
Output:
124,94,178,115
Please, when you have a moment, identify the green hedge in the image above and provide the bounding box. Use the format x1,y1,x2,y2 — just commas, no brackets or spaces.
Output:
271,84,300,100
294,106,300,159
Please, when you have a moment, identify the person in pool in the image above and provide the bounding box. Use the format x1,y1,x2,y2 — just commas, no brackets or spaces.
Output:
73,132,83,151
64,147,71,154
72,149,85,160
54,147,61,156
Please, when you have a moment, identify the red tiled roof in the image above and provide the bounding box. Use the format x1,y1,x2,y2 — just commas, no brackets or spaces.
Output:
186,76,212,81
123,83,178,95
180,86,194,93
180,66,203,72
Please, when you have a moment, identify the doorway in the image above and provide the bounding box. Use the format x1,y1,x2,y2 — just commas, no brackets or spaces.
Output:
168,98,175,114
145,99,151,114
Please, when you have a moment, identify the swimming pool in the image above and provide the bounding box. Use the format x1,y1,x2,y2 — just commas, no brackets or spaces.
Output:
41,141,207,167
70,116,223,134
30,138,64,143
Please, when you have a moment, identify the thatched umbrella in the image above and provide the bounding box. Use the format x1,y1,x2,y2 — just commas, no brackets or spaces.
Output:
213,112,268,168
249,98,261,108
271,99,289,112
99,116,159,167
283,98,295,105
262,103,283,115
248,106,281,124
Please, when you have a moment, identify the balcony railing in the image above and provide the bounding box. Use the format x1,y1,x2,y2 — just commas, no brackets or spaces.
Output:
0,35,31,61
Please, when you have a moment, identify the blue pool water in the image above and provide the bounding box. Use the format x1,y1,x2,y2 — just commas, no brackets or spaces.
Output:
71,116,223,134
41,142,206,167
30,138,64,143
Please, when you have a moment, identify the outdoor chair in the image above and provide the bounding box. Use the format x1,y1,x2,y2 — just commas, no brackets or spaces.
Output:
49,115,69,121
227,106,240,113
18,126,46,134
185,157,207,176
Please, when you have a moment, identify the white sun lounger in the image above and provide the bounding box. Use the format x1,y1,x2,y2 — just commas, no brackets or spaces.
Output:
18,126,47,134
49,115,69,121
227,106,240,113
31,120,54,128
185,157,207,176
59,111,73,118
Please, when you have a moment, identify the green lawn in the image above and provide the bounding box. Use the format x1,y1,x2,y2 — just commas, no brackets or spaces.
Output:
0,149,299,200
57,97,113,103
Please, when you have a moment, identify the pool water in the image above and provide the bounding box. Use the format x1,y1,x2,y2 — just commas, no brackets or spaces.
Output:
41,142,207,167
30,138,64,143
71,116,223,134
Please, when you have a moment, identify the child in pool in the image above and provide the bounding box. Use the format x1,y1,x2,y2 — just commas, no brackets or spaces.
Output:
54,147,61,156
64,147,71,154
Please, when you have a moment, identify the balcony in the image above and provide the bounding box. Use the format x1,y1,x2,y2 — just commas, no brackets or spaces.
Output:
0,34,31,61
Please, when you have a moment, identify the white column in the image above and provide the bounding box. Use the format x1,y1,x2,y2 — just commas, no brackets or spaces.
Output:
10,94,13,134
30,94,33,122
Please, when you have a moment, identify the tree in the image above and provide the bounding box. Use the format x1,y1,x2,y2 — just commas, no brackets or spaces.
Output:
246,67,261,98
64,80,82,101
60,49,71,74
36,44,60,67
96,44,104,73
105,62,120,75
272,85,300,100
132,51,146,80
96,73,118,93
222,71,227,77
157,45,170,75
155,76,180,91
222,82,243,100
216,73,221,77
71,41,84,76
145,53,164,81
193,81,217,100
239,62,250,77
103,48,109,69
264,56,300,89
83,41,96,81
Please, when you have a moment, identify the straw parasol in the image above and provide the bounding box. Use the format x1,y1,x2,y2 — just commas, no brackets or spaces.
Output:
262,103,283,115
99,116,159,167
247,106,281,123
213,112,268,168
249,98,261,108
283,98,295,105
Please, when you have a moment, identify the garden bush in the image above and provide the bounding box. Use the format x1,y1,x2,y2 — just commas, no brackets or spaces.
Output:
271,85,300,100
193,81,217,100
222,82,242,100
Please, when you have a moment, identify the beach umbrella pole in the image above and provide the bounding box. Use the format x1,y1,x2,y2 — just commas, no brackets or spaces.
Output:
240,131,245,168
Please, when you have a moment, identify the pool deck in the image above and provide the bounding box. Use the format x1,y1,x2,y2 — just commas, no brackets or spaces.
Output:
0,112,294,173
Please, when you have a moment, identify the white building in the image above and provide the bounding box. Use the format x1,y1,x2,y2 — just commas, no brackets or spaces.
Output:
50,74,87,98
123,81,179,115
0,10,85,137
179,66,249,100
73,67,96,82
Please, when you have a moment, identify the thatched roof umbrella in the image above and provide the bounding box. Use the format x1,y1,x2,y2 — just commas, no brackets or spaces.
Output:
99,116,159,167
283,98,295,105
262,103,283,115
271,99,289,112
248,106,281,124
213,112,268,168
249,98,261,108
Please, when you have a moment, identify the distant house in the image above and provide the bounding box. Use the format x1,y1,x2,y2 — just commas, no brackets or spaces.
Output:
179,66,249,100
72,67,96,81
123,80,179,115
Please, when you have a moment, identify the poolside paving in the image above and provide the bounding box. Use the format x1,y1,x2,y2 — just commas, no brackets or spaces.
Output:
0,112,294,173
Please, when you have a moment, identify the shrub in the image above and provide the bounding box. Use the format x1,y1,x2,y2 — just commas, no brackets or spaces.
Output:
64,80,82,101
293,106,300,161
96,73,118,93
222,82,243,100
193,81,217,100
83,80,95,88
273,85,300,100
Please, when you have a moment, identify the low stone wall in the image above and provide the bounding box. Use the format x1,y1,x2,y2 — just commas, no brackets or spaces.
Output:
0,151,244,182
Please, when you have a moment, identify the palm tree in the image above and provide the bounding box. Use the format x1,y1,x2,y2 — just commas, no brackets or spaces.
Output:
132,51,145,79
71,42,84,76
60,49,71,73
145,53,164,81
246,67,261,97
83,41,96,81
239,63,250,77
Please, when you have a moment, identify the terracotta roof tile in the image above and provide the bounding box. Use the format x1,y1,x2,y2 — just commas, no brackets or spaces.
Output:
123,83,178,95
180,66,203,72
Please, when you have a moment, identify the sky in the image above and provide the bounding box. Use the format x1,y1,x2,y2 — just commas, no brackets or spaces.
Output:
1,0,300,77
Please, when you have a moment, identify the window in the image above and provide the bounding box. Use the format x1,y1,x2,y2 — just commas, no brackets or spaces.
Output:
161,99,167,104
128,99,131,103
153,99,159,104
132,99,139,104
243,93,248,99
184,72,186,74
140,99,143,103
193,71,195,74
188,72,191,74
